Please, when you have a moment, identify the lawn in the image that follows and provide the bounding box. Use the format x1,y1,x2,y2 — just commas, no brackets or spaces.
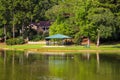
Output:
0,43,120,52
4,44,44,50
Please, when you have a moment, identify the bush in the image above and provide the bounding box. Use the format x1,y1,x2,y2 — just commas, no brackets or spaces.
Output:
30,35,42,41
6,38,15,45
6,37,25,45
16,37,25,44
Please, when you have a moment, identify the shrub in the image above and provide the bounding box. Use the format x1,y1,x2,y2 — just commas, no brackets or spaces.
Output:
6,38,15,45
30,35,42,41
6,37,25,45
16,37,25,44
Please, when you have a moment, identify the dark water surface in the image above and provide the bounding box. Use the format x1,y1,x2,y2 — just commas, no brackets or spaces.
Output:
0,50,120,80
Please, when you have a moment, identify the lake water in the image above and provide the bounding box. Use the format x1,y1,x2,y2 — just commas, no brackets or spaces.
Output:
0,50,120,80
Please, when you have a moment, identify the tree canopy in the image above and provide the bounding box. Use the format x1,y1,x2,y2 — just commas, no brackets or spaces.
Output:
0,0,58,41
46,0,120,44
0,0,120,45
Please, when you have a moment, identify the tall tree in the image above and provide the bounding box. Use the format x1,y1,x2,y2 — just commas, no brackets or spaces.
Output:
46,0,120,45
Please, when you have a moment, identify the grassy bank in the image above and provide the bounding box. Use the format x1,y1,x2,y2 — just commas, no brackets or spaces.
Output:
0,44,44,50
0,43,120,52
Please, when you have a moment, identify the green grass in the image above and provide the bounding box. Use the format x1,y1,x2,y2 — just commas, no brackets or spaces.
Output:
2,44,44,50
40,45,120,50
0,43,120,52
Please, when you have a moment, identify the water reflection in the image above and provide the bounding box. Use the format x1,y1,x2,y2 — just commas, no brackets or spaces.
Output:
0,50,120,80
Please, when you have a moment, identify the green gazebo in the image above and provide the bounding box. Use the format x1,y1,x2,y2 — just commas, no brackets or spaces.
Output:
45,34,71,45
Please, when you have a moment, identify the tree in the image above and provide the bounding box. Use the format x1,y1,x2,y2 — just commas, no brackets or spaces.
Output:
0,0,58,42
0,0,120,44
46,0,120,45
46,0,93,44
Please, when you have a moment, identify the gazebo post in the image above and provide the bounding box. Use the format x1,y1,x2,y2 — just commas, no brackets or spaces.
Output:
54,39,55,45
62,39,64,45
45,39,49,45
48,40,50,45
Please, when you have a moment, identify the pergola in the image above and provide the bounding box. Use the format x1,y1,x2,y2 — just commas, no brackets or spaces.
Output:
45,34,71,45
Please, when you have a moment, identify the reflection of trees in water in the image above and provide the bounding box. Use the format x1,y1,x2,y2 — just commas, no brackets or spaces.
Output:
0,51,120,80
0,50,50,80
96,52,100,72
47,53,101,80
48,52,117,80
97,53,120,79
12,51,15,80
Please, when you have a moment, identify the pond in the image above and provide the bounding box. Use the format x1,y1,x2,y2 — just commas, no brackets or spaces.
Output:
0,50,120,80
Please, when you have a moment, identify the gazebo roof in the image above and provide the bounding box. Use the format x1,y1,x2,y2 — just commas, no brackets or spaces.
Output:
45,34,71,39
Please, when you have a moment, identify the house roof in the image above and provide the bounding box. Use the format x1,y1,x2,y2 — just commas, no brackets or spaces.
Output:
37,21,51,27
30,21,52,28
45,34,71,39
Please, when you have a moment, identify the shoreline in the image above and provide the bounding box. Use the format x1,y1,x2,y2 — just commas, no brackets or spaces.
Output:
0,44,120,54
1,48,120,54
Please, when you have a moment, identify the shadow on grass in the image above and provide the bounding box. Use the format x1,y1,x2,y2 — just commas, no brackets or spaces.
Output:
112,46,120,48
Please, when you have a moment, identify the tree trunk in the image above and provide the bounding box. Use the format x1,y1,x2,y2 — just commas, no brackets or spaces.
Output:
21,22,24,36
4,24,6,42
13,15,15,38
97,30,100,47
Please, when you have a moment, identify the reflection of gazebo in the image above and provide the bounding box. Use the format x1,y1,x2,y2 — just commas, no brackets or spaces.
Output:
45,34,71,45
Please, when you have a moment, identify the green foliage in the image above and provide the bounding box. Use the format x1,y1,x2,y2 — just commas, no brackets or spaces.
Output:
30,31,49,41
0,0,58,41
6,37,25,45
0,28,4,37
23,27,38,40
17,37,25,44
6,39,16,45
74,32,82,45
30,35,42,41
87,7,114,39
47,0,120,44
0,0,120,44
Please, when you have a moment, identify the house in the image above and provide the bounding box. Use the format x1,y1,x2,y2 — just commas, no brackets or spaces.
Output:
30,21,52,33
